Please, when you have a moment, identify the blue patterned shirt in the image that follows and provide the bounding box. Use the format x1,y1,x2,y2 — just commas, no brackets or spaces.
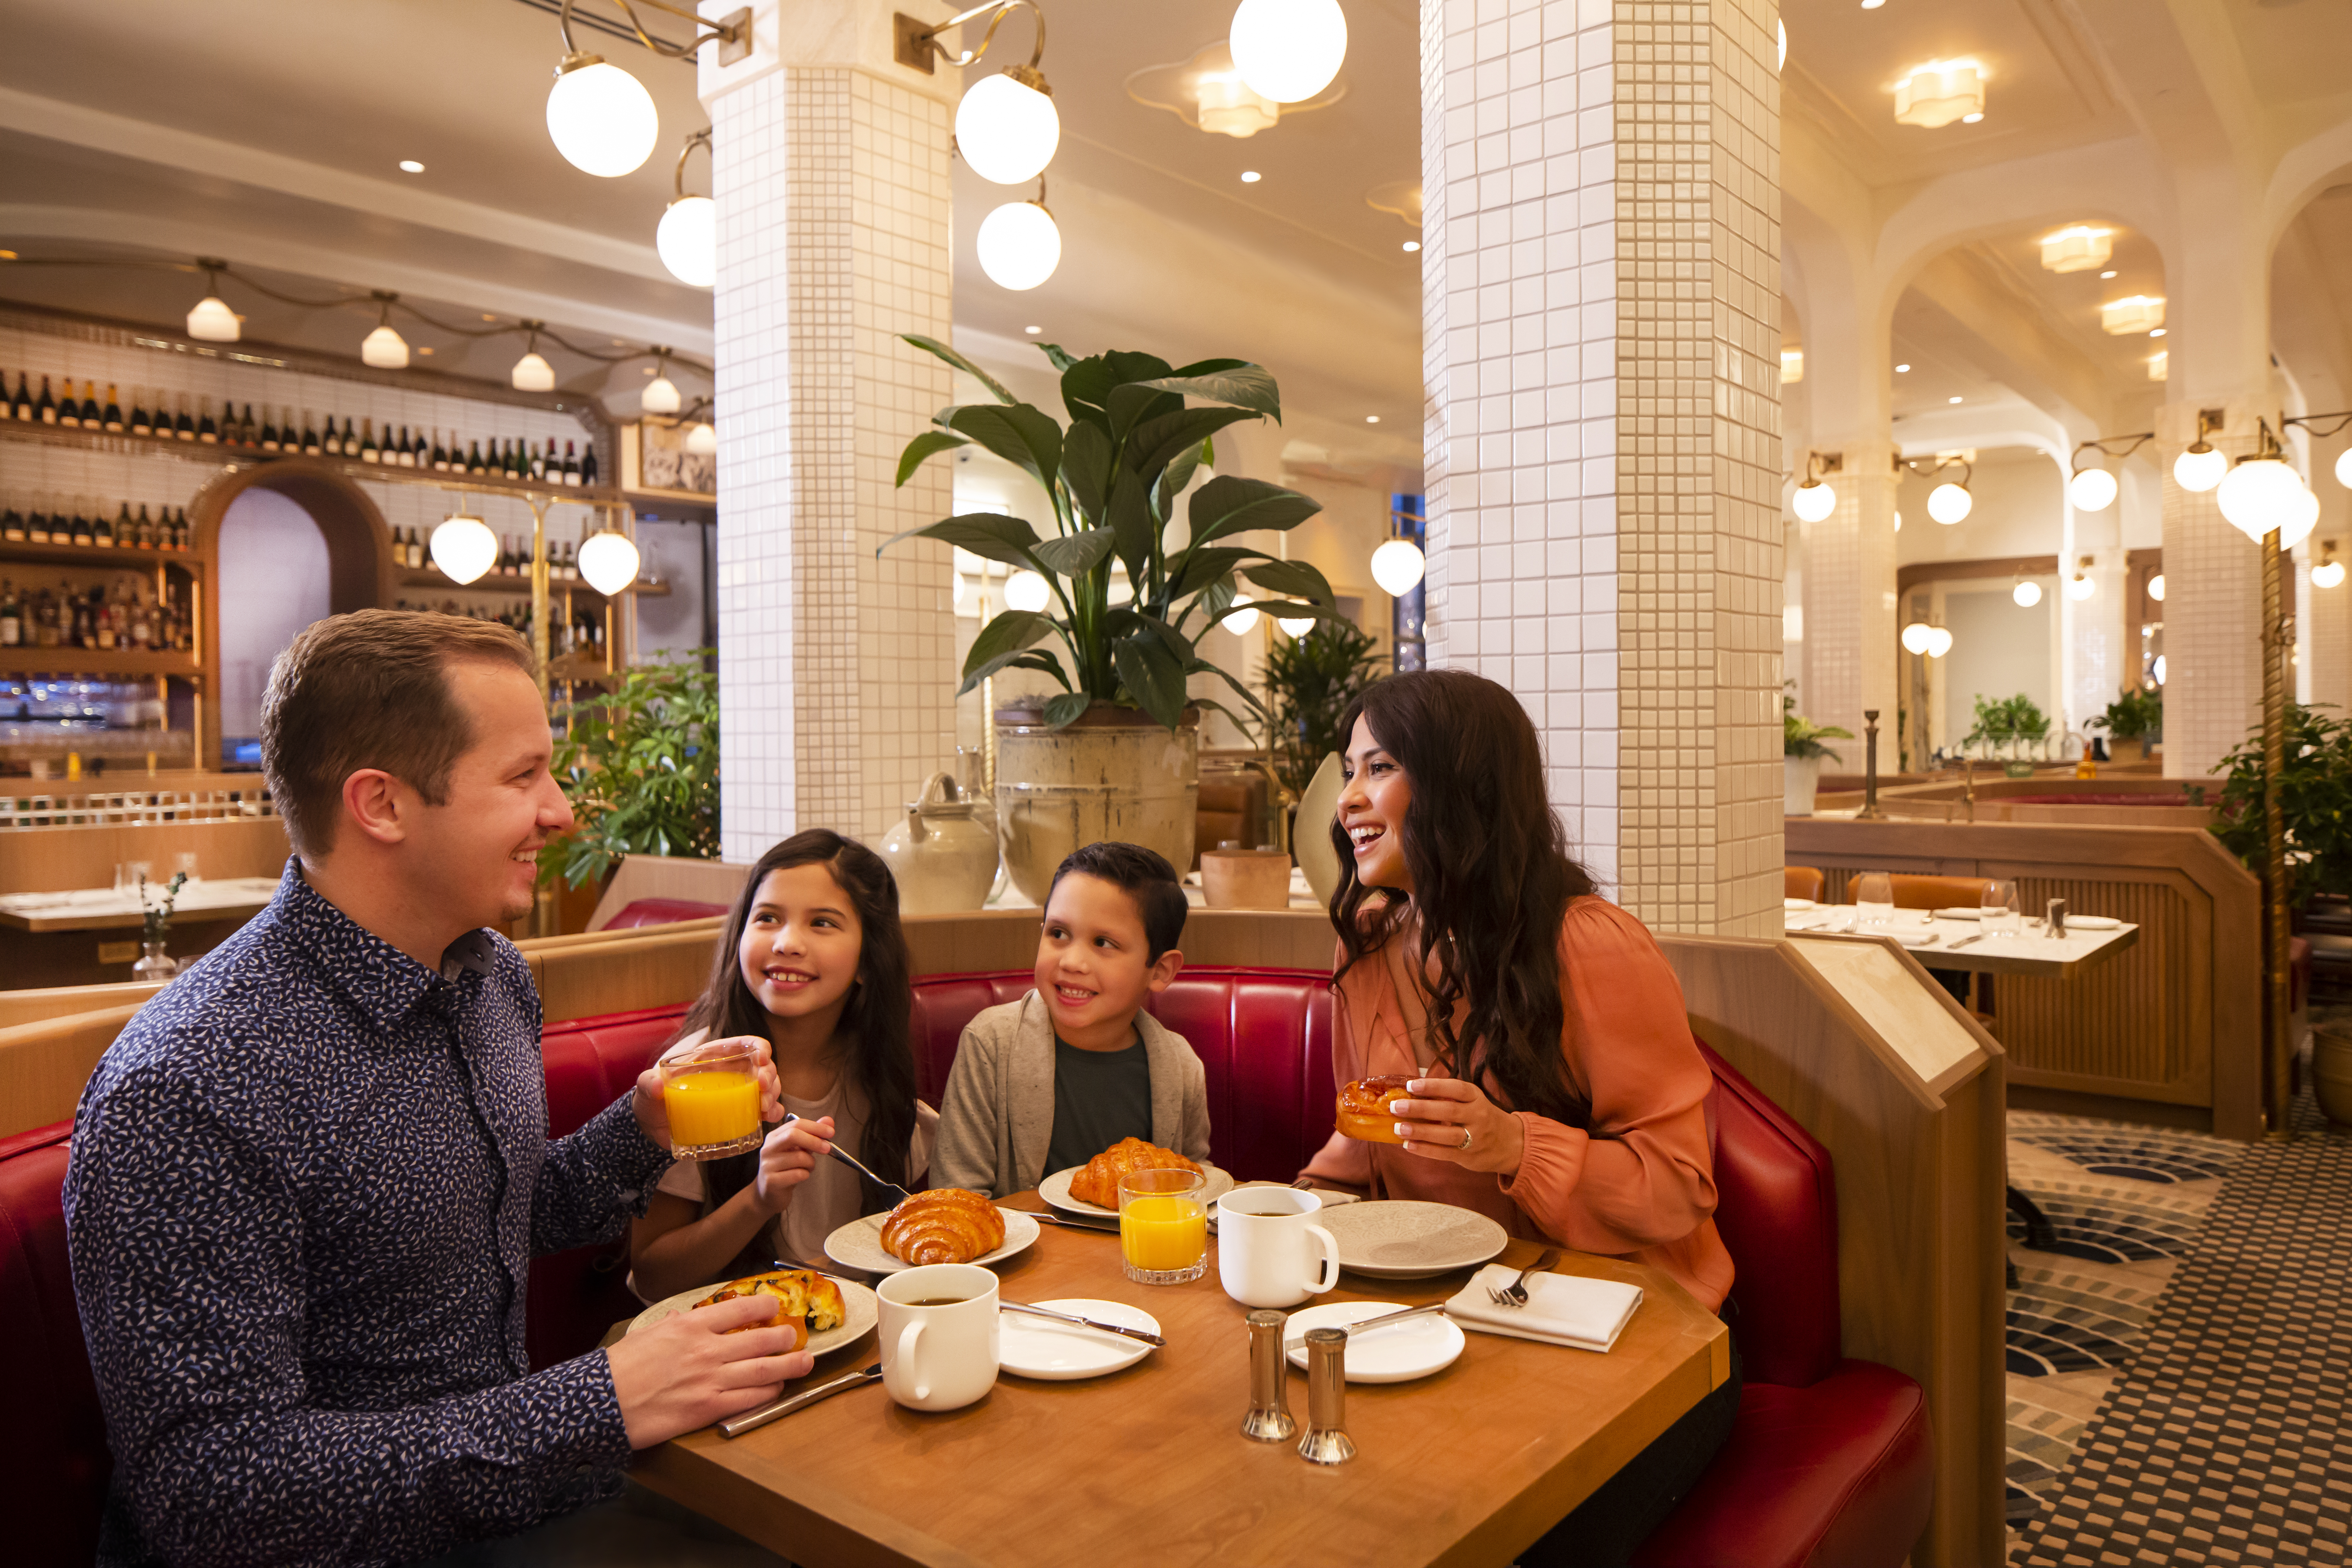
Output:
64,859,675,1566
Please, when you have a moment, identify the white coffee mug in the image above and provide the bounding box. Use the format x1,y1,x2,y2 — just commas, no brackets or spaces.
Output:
1217,1186,1342,1308
876,1263,1001,1412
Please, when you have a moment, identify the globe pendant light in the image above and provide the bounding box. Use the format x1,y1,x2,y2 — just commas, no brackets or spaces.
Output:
2174,439,2227,492
2337,446,2352,490
657,195,716,287
1927,480,1972,524
360,293,408,370
977,197,1062,291
1230,0,1349,104
686,420,717,457
2068,467,2118,512
2217,452,2302,542
2012,579,2042,608
510,323,555,392
1003,569,1051,613
186,262,239,342
2279,482,2321,552
430,512,498,585
547,53,659,177
1925,626,1954,658
1370,536,1426,596
1791,475,1837,522
958,69,1060,185
2147,572,2166,602
642,348,682,416
2314,547,2346,590
1278,611,1317,637
577,524,641,596
1900,621,1933,655
1220,594,1260,635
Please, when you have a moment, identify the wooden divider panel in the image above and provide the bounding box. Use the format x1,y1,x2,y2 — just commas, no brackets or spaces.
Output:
0,1002,147,1139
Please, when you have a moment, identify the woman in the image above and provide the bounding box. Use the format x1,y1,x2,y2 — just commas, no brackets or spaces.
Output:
1296,668,1737,1566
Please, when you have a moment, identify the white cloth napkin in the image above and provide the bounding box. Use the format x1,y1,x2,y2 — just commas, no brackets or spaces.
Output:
1445,1264,1644,1352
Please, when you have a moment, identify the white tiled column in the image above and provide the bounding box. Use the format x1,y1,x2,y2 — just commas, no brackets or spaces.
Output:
1796,439,1896,762
1421,0,1782,937
703,3,957,858
2157,412,2265,780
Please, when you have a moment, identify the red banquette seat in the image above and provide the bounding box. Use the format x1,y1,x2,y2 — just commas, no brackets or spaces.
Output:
597,897,731,931
0,968,1930,1568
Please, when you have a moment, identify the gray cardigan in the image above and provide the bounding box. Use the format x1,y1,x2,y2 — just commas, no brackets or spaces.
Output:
931,990,1214,1197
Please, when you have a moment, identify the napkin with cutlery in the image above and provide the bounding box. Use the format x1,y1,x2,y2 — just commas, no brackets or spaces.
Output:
1444,1265,1644,1352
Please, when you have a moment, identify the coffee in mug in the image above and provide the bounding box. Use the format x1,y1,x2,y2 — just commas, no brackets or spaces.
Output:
1217,1186,1342,1309
877,1264,1000,1412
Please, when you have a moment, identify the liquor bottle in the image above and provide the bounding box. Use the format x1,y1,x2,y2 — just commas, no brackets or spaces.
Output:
196,397,219,444
9,372,30,420
25,494,50,545
430,429,449,472
174,393,195,441
57,376,79,428
559,440,579,487
406,425,424,468
0,581,17,648
359,418,379,463
129,590,150,650
100,503,124,548
410,527,426,569
321,414,342,456
177,505,193,551
71,502,95,548
466,439,484,475
509,439,526,479
338,416,355,455
128,389,151,437
1,497,20,543
94,591,116,649
103,384,124,433
79,381,102,425
259,408,280,451
582,442,602,489
302,411,321,455
285,407,300,453
242,403,260,445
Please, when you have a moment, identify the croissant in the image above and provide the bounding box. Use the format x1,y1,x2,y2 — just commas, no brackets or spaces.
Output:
881,1188,1008,1266
693,1268,845,1348
1337,1074,1416,1145
1067,1136,1202,1209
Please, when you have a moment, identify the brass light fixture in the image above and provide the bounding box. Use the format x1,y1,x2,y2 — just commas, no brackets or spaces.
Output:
545,0,750,178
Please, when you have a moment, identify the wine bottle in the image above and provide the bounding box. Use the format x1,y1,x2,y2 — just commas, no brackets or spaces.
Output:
321,414,342,456
259,407,280,451
467,439,485,475
430,429,449,472
175,393,195,441
196,397,219,444
410,527,426,569
128,388,152,437
581,441,601,488
242,403,260,445
285,406,301,453
80,381,102,425
1,498,22,543
302,411,321,455
103,384,124,433
0,581,18,648
9,371,29,421
359,418,379,463
36,374,57,425
71,502,94,547
57,375,78,428
25,494,49,545
559,440,578,487
102,503,125,548
175,505,191,551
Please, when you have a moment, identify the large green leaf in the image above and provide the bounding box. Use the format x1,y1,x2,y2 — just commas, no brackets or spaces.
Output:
1032,528,1116,579
1125,408,1261,486
1187,474,1323,548
902,333,1019,405
1041,691,1094,729
1168,357,1250,379
1152,440,1211,524
1061,350,1177,430
1240,558,1336,604
1114,636,1190,732
1131,364,1282,423
1000,650,1073,690
1186,661,1268,723
958,610,1060,692
949,404,1064,492
1106,381,1183,439
1168,545,1264,600
1060,421,1113,525
1106,470,1154,586
877,511,1041,569
895,429,971,488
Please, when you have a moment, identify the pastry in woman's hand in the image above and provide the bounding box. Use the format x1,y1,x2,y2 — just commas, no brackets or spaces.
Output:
880,1187,1008,1265
1067,1136,1201,1208
1337,1074,1418,1144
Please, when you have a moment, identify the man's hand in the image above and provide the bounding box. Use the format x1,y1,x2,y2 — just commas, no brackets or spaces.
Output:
632,1035,784,1149
606,1293,815,1447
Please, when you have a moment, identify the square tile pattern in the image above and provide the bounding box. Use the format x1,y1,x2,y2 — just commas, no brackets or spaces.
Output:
1795,448,1896,757
2159,434,2269,782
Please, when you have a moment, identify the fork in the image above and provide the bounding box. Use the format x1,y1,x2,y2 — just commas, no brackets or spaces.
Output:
1487,1247,1562,1307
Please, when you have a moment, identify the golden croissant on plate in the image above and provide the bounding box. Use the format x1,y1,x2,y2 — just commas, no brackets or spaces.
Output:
693,1268,846,1350
880,1187,1008,1266
1067,1136,1201,1209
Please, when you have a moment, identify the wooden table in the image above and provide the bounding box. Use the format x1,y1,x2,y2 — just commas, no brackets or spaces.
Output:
0,875,279,933
630,1201,1730,1568
1783,908,2138,977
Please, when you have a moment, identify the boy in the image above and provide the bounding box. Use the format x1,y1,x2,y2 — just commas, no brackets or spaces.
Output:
933,842,1213,1196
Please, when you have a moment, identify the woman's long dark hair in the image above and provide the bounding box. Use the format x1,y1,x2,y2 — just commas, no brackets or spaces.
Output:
676,830,919,1216
1329,669,1598,1129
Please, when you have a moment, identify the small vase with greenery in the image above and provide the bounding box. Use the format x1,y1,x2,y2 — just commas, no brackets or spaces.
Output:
1783,693,1852,815
135,870,189,981
1962,693,2052,771
543,651,720,891
1264,620,1385,797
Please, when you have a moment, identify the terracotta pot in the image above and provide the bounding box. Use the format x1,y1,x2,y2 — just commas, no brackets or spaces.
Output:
1201,847,1292,910
993,706,1199,904
2314,1026,2352,1127
1783,754,1822,816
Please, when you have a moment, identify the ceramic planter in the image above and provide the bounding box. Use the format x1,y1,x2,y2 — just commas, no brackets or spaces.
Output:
877,772,1000,914
1783,753,1823,816
2108,737,2145,766
993,706,1199,903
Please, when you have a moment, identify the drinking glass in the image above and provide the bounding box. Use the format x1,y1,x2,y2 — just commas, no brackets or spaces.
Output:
116,860,152,898
1119,1167,1209,1285
659,1037,764,1160
173,851,200,884
1855,872,1895,928
1982,879,2022,938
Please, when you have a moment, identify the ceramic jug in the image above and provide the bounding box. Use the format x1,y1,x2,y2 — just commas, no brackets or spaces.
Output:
878,772,999,914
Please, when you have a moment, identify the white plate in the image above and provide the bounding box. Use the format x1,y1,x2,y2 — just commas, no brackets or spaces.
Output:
1783,897,1816,911
1282,1300,1466,1383
822,1206,1042,1275
1039,1163,1234,1218
626,1273,878,1358
996,1298,1162,1380
1317,1200,1510,1279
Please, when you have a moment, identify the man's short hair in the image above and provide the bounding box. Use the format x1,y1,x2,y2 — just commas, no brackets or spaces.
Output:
1046,841,1188,962
261,609,536,859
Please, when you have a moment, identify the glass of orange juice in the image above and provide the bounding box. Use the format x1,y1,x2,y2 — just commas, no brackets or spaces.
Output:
660,1038,764,1160
1119,1167,1208,1285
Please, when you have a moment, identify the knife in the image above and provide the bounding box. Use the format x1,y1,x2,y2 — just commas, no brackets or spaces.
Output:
782,1114,913,1206
998,1207,1118,1230
1948,932,1985,949
1284,1300,1449,1354
1000,1300,1167,1347
719,1362,883,1438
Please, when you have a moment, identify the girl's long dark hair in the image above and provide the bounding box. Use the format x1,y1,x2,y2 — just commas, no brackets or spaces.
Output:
676,830,918,1219
1329,669,1598,1129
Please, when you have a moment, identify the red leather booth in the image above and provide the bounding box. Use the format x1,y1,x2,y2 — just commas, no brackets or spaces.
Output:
0,967,1931,1568
598,897,731,931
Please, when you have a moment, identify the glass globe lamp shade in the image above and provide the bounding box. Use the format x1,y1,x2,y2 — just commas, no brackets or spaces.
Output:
2152,653,2167,684
1790,477,1837,522
1220,594,1260,635
2337,446,2352,490
1900,621,1933,655
577,529,641,596
976,201,1062,291
1230,0,1349,104
510,351,555,393
1370,537,1426,596
2068,467,2118,512
2067,572,2097,601
1277,614,1316,638
2147,572,2166,603
1893,510,1903,532
2278,483,2321,552
1003,569,1051,613
1927,481,1973,524
2216,457,2302,541
360,325,410,370
2012,580,2043,608
186,295,239,343
430,514,498,585
656,195,716,287
2313,559,2346,589
956,73,1060,185
1925,626,1954,658
641,374,682,416
2174,442,2227,492
546,57,659,178
685,421,717,457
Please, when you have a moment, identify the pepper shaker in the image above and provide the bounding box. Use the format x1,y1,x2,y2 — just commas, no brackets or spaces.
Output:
2046,898,2067,938
1297,1327,1356,1465
1242,1310,1296,1442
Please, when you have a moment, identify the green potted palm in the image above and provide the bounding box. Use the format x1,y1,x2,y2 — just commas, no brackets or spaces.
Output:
1263,620,1384,798
1783,692,1852,816
1963,693,2052,777
540,651,720,895
2090,685,2163,766
886,336,1340,901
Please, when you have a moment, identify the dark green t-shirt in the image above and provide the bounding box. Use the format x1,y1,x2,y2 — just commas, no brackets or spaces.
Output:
1043,1033,1154,1175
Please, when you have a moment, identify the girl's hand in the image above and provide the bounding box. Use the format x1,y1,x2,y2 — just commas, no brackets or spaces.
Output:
751,1115,835,1215
632,1035,785,1148
1388,1078,1526,1177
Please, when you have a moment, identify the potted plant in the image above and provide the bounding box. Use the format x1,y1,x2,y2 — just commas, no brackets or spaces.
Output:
541,650,720,897
1263,620,1384,799
2090,685,2163,766
134,869,189,981
1963,693,2051,778
886,337,1340,900
1783,692,1852,816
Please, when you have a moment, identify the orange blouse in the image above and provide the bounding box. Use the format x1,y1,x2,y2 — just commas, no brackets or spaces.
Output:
1299,895,1735,1313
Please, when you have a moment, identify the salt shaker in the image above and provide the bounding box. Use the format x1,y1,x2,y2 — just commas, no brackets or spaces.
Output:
1242,1310,1296,1442
1297,1327,1356,1465
2046,898,2067,938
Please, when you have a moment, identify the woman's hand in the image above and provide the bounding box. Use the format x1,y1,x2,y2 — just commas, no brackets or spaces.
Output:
632,1034,785,1148
750,1115,835,1215
1388,1077,1526,1177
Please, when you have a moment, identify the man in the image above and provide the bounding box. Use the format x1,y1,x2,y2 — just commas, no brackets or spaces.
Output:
66,611,808,1566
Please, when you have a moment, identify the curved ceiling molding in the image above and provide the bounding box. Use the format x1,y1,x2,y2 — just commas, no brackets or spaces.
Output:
1364,179,1421,228
1124,41,1345,138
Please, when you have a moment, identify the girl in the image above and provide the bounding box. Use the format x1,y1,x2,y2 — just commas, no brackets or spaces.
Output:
631,830,936,1300
1296,668,1736,1567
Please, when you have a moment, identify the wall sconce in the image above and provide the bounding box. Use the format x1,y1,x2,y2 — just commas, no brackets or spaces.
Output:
898,3,1060,186
2175,409,2227,492
1790,451,1839,522
657,129,716,287
544,0,748,178
976,179,1061,290
2314,542,2345,589
1904,454,1973,524
2068,556,2098,600
2012,578,2043,608
2067,431,2153,512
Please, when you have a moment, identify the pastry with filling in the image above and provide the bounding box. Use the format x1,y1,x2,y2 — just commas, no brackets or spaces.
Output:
1336,1074,1418,1144
880,1187,1008,1266
1066,1136,1203,1209
693,1267,846,1349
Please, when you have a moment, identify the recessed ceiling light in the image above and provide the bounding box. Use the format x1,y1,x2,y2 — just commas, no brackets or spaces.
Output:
2149,327,2166,337
1860,0,1883,7
417,346,434,356
1961,112,1983,124
480,313,498,323
1240,170,1262,183
1365,415,1381,424
1402,240,1421,252
2099,269,2117,278
399,159,425,174
1895,363,1911,373
1024,325,1042,335
1948,395,1963,404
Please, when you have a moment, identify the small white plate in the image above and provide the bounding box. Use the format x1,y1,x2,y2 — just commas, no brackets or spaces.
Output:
1318,1200,1509,1279
1783,897,1817,911
1039,1163,1234,1218
627,1273,878,1358
822,1206,1042,1274
996,1298,1162,1380
1282,1300,1466,1383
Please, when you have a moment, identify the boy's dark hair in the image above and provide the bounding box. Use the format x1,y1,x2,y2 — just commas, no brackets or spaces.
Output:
1047,841,1189,962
